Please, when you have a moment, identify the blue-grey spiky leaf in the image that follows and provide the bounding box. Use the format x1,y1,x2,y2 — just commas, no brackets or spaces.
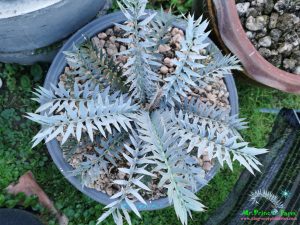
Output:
169,108,268,174
163,15,210,105
27,83,138,146
135,110,206,225
97,134,153,224
116,0,160,103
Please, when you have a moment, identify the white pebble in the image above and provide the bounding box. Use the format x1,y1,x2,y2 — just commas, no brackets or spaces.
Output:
171,28,179,36
236,2,250,16
164,57,173,67
294,66,300,75
158,45,171,53
160,66,169,74
172,33,184,43
203,162,213,171
120,45,126,52
258,36,272,47
98,32,107,39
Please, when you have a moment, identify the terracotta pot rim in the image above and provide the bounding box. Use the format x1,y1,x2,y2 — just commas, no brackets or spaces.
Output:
212,0,300,94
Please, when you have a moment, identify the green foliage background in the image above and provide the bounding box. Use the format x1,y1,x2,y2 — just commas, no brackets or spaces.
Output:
1,1,300,224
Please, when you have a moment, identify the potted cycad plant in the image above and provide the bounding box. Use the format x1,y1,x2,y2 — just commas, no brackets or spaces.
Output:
27,0,268,224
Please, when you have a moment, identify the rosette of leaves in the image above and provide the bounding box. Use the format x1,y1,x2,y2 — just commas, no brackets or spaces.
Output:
27,0,268,224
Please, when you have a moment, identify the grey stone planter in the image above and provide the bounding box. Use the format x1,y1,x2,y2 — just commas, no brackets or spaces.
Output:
0,0,107,64
44,11,239,211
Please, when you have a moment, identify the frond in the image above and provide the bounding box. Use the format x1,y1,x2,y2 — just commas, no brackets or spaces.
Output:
68,132,127,187
169,108,268,174
179,97,248,138
62,133,92,160
63,42,125,91
250,189,284,209
97,135,155,225
33,81,111,113
116,0,160,103
163,14,210,106
136,111,206,225
26,85,139,147
150,8,178,48
199,54,242,80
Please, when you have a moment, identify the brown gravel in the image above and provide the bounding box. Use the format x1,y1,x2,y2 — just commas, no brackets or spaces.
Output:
87,26,230,109
63,135,214,200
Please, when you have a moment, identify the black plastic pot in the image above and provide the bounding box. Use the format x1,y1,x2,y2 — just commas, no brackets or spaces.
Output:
43,11,239,211
0,208,44,225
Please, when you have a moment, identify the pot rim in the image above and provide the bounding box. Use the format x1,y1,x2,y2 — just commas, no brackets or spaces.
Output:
212,0,300,94
44,11,239,211
0,0,64,19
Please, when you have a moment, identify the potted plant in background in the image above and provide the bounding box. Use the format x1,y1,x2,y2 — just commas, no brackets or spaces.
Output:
0,0,107,65
193,0,300,94
27,0,268,224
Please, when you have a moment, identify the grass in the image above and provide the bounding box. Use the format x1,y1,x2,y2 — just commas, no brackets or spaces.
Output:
1,2,300,224
237,81,300,147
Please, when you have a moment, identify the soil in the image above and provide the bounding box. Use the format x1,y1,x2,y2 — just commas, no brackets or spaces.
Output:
57,24,231,200
236,0,300,74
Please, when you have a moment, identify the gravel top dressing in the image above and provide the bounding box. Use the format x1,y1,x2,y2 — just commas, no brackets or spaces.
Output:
236,0,300,74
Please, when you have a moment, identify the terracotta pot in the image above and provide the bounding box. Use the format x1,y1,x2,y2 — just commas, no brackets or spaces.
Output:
197,0,300,94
